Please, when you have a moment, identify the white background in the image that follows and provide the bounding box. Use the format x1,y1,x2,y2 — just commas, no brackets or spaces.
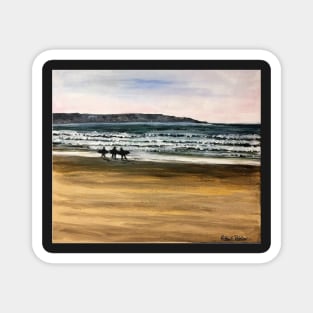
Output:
0,1,309,312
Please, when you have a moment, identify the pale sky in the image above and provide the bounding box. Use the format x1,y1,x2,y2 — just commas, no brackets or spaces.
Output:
52,69,260,123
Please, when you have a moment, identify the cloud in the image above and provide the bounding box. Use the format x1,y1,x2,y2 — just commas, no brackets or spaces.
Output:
53,70,260,123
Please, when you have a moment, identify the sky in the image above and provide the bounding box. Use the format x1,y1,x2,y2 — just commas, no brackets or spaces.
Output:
53,69,260,123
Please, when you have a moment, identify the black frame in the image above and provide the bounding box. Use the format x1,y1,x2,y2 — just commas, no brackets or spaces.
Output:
43,60,271,253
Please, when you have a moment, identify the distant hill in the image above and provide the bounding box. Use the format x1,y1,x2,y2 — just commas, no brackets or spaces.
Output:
53,113,206,124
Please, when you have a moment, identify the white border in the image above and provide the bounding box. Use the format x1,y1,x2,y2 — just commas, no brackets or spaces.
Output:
32,49,281,263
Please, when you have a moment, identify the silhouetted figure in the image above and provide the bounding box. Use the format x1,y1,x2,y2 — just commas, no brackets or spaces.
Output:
110,146,117,159
119,147,128,160
98,147,109,159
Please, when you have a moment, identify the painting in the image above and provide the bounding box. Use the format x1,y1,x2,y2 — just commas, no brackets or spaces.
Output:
51,67,262,245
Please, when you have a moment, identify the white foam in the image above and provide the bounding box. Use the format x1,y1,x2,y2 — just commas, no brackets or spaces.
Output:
130,151,260,166
53,150,99,158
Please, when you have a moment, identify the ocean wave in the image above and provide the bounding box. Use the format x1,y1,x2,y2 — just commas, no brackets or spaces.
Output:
53,123,261,160
53,132,260,145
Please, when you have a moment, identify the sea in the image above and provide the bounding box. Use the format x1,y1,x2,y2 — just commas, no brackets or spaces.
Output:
53,122,261,166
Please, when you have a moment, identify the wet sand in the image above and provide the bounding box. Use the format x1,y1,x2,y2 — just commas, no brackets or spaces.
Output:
52,155,261,243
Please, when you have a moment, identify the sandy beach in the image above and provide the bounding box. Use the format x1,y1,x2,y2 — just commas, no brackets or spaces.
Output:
52,155,261,243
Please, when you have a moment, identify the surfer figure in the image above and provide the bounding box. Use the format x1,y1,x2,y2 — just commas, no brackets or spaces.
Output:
119,147,129,160
110,146,117,159
98,146,109,159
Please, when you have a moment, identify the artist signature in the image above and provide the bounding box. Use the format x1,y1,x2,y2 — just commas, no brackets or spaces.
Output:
221,235,247,241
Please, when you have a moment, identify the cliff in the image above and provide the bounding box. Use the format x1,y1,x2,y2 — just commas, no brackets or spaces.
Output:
53,113,205,124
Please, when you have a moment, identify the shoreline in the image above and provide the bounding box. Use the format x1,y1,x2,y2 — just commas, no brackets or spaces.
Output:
52,149,261,166
52,155,261,243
